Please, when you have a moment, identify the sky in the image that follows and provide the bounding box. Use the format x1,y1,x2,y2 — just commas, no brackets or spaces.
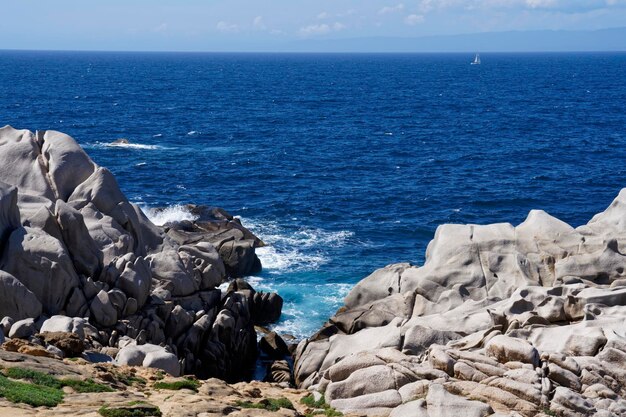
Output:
1,0,626,51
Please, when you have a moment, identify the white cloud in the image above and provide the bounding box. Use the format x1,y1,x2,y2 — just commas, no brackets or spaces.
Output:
216,21,239,33
253,16,266,30
405,14,425,25
378,3,405,15
299,22,346,36
317,11,329,19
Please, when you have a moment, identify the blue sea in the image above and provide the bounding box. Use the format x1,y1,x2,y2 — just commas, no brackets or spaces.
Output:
2,51,626,338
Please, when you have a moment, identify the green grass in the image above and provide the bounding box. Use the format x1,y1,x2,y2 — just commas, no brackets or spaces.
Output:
98,404,162,417
235,397,295,412
62,378,114,393
301,394,343,417
117,373,147,387
0,374,64,407
153,378,200,392
4,368,113,393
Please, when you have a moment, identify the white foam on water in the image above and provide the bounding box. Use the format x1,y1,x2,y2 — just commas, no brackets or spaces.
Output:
239,218,353,272
187,130,199,136
105,142,163,150
85,141,168,150
268,283,353,340
141,204,198,226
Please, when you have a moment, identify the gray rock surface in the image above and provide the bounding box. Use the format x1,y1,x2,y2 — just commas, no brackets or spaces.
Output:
295,191,626,416
0,126,273,382
8,318,36,339
115,343,180,376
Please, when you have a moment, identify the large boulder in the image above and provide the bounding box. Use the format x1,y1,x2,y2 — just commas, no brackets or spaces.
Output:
0,270,42,321
0,181,20,253
295,189,626,415
116,343,180,376
1,226,79,314
0,127,266,383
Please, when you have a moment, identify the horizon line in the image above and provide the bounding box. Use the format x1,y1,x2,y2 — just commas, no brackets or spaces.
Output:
2,48,626,54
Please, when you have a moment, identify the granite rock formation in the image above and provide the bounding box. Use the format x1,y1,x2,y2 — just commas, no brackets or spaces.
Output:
295,192,626,416
0,126,278,381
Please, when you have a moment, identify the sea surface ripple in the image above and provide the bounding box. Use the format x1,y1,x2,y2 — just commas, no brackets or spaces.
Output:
2,51,626,337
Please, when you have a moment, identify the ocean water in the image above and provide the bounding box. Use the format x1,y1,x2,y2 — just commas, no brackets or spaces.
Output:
2,51,626,338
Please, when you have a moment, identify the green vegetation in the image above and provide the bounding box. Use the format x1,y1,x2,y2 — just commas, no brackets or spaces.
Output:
153,378,200,392
0,367,115,407
301,393,326,408
4,367,113,393
98,404,162,417
301,394,343,417
0,374,64,407
62,378,114,393
117,373,147,387
235,397,295,412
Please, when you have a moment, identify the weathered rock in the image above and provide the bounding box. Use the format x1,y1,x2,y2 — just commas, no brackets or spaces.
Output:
264,360,292,384
40,315,86,339
116,256,152,309
1,226,80,315
252,292,283,325
165,305,194,339
403,325,460,356
8,317,36,339
38,331,85,357
550,386,595,416
330,389,402,414
55,199,103,278
90,290,118,327
0,181,20,251
0,126,266,384
259,331,290,359
0,270,43,321
325,364,412,402
116,343,180,376
485,335,540,367
0,317,13,335
426,384,493,417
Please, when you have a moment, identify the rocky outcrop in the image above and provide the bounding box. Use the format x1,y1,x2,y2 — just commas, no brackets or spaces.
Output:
0,126,278,381
295,194,626,416
162,205,263,278
0,348,330,417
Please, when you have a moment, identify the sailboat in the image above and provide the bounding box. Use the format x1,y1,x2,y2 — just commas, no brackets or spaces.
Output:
471,53,481,65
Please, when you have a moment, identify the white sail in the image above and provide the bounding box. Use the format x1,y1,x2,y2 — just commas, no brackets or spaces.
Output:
471,53,480,65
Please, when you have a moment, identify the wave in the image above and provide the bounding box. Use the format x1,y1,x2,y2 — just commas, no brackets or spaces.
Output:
141,204,198,226
85,141,168,150
255,246,328,271
240,218,353,272
220,276,352,340
269,282,352,340
104,142,163,150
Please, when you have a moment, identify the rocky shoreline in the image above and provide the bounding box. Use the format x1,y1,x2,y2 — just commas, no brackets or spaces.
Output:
0,126,291,385
294,192,626,416
3,125,626,416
